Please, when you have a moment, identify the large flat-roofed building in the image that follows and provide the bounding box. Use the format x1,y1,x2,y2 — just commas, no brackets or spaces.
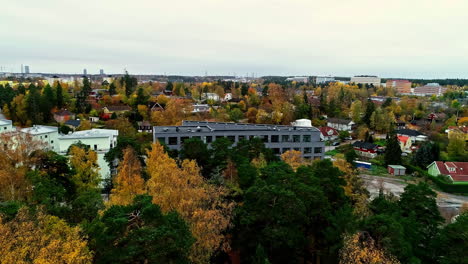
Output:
20,125,59,151
386,79,412,94
314,76,335,84
413,83,447,96
351,75,381,87
153,120,325,159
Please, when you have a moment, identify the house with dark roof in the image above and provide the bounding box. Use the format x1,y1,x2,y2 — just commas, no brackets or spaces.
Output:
327,118,355,132
352,141,379,158
64,119,81,130
138,121,153,133
427,161,468,182
396,129,428,142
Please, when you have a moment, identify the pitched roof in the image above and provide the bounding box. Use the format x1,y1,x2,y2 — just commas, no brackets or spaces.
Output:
353,141,378,150
319,126,338,137
396,129,424,137
432,161,468,182
397,135,409,144
64,120,81,127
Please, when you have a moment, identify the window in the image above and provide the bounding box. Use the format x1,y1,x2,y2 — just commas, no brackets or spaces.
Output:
282,135,289,142
304,147,312,154
314,147,323,154
51,140,54,144
282,148,290,153
271,135,279,143
262,135,269,143
181,137,189,144
45,135,48,138
293,135,300,142
168,137,178,145
303,135,311,142
293,147,300,151
157,137,166,144
94,144,98,150
206,136,213,143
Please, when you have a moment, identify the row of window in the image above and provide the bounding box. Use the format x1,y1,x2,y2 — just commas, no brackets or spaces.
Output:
158,134,315,145
271,147,323,155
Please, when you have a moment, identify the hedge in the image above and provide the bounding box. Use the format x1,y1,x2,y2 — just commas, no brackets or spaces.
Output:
405,164,468,194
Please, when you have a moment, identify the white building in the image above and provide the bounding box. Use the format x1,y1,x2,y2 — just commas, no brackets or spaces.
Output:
20,125,59,151
0,119,14,133
286,76,309,83
315,76,335,84
202,93,221,102
58,129,118,179
327,118,355,132
351,76,381,87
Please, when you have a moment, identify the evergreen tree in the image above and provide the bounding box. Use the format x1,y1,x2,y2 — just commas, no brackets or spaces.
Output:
135,87,149,106
362,99,375,126
56,82,64,109
412,142,440,168
40,84,55,122
384,131,402,165
108,82,116,96
27,84,42,124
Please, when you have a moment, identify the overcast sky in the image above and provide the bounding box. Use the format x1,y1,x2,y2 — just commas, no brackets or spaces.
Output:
1,0,467,78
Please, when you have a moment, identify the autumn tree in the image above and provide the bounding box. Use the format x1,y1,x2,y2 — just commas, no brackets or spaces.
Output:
0,208,93,264
146,142,234,264
109,147,145,206
0,133,44,201
447,131,467,161
339,232,400,264
280,149,304,171
68,145,100,192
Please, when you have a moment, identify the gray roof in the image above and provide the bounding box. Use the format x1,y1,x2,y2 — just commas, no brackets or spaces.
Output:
154,120,320,134
327,118,353,125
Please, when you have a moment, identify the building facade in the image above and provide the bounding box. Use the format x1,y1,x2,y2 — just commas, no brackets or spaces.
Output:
351,76,381,87
314,76,335,84
327,118,355,132
0,119,14,133
386,79,411,94
20,125,59,151
413,83,447,96
153,120,325,159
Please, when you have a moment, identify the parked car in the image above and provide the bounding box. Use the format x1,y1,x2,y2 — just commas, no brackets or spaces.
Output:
332,141,340,146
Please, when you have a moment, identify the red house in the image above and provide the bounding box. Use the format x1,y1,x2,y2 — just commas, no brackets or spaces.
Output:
352,141,379,158
53,109,75,123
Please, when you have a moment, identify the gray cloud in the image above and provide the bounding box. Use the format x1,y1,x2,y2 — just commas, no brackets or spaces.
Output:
1,0,467,78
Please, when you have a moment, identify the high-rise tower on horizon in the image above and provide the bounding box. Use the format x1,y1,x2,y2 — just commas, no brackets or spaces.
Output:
83,68,87,75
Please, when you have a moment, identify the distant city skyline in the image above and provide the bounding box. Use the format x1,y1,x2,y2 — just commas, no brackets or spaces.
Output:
2,0,468,79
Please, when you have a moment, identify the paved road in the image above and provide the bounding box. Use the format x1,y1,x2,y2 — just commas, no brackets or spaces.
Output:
360,174,468,219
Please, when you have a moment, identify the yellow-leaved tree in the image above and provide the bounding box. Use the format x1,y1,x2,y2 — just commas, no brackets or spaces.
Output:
109,146,146,206
0,208,93,264
340,232,400,264
281,149,305,171
68,145,100,192
146,142,234,264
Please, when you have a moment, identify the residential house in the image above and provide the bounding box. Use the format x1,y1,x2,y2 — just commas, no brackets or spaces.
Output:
138,121,153,133
397,135,412,153
64,119,81,130
445,126,468,141
89,116,100,123
395,120,407,129
202,93,221,102
53,110,75,123
327,118,355,132
319,126,339,141
149,102,165,112
427,161,468,182
396,129,428,142
192,104,210,113
20,125,59,151
223,93,233,102
352,141,379,158
0,119,14,133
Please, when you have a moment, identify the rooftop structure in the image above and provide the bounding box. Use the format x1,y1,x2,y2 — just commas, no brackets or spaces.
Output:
153,120,324,159
0,119,14,133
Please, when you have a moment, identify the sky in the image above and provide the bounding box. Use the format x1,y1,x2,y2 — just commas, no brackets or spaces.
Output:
1,0,468,78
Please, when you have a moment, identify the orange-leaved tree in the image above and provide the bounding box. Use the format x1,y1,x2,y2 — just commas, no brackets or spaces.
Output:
109,146,145,206
0,208,93,264
68,145,100,192
146,142,234,264
281,149,305,171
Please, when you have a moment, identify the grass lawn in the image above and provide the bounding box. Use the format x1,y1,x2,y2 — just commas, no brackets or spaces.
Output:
325,149,339,156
